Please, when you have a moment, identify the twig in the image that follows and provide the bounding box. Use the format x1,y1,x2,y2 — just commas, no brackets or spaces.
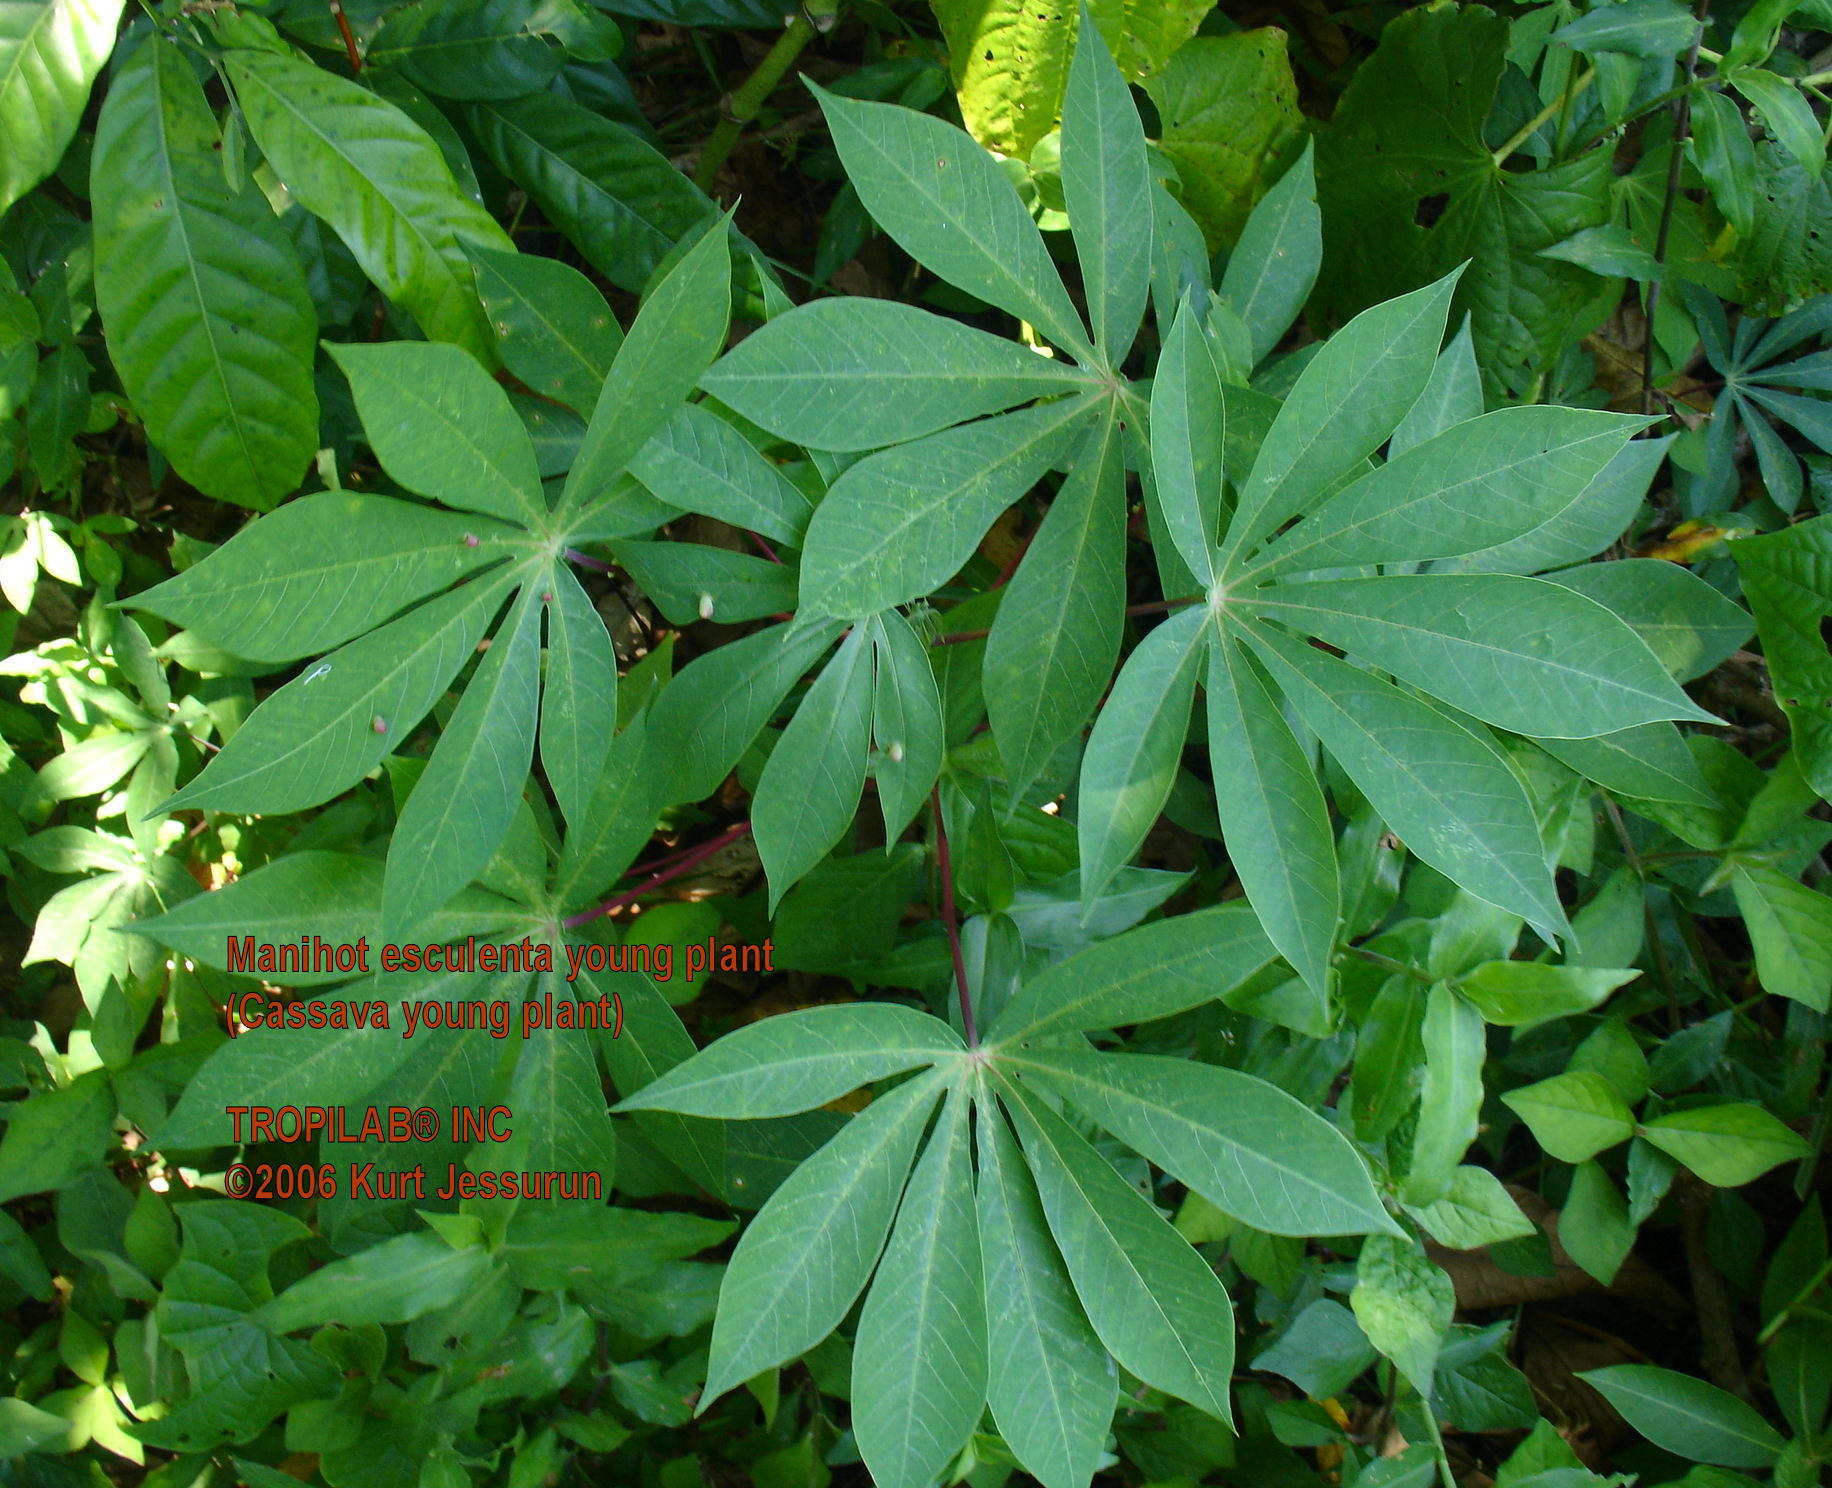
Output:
931,785,975,1047
747,530,782,565
328,0,361,71
561,821,752,928
1492,65,1596,167
563,546,614,573
1642,0,1713,416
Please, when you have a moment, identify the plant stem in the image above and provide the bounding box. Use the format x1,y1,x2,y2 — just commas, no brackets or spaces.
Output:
561,820,752,928
693,10,820,193
1493,66,1596,166
328,0,361,71
1644,0,1714,415
931,785,976,1048
563,546,614,572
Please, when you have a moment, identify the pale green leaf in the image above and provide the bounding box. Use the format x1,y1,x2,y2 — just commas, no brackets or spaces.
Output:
615,1003,963,1119
329,341,544,525
0,0,122,214
701,1070,947,1404
1218,138,1320,365
1640,1103,1810,1188
853,1090,986,1488
1019,1046,1399,1237
698,297,1089,454
1206,635,1338,997
1351,1235,1454,1393
1402,985,1485,1207
1500,1070,1636,1163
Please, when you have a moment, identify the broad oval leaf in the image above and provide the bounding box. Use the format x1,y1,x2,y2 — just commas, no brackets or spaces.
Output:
227,48,510,359
615,1003,965,1119
466,242,621,417
1019,1046,1399,1237
1580,1365,1786,1468
627,402,814,548
92,35,319,510
0,0,123,215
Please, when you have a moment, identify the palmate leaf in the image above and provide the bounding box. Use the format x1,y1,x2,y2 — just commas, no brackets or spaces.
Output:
92,34,319,510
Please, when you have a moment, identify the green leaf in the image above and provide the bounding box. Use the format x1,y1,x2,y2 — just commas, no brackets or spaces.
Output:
1404,1166,1534,1249
329,342,544,525
367,0,561,100
0,1069,114,1204
1315,6,1613,396
1061,3,1150,369
1731,70,1823,177
1692,90,1757,237
1499,1070,1635,1163
1206,635,1339,998
1350,974,1427,1142
1150,294,1224,583
1245,624,1566,938
165,569,517,815
1260,574,1714,738
1142,31,1302,253
1253,408,1648,578
466,243,621,416
1541,559,1754,685
989,901,1276,1043
496,990,618,1195
985,409,1125,797
975,1100,1115,1488
700,294,1091,455
754,624,875,906
870,611,945,845
384,583,542,931
562,215,730,513
91,34,317,510
1539,723,1720,808
1457,962,1641,1028
1390,314,1482,458
1221,270,1458,569
811,82,1093,364
0,0,122,215
261,1232,492,1334
1002,1078,1235,1421
853,1089,987,1488
628,403,814,547
1580,1365,1787,1468
1550,0,1698,56
648,617,845,804
1351,1235,1454,1394
539,562,618,838
1733,517,1832,797
1218,138,1320,365
1731,863,1832,1012
931,0,1209,161
616,1003,963,1119
1640,1103,1811,1188
799,396,1096,620
1019,1046,1399,1237
1403,985,1485,1207
700,1069,947,1405
123,492,512,665
1559,1160,1635,1286
465,94,721,294
1078,606,1205,906
226,49,509,359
